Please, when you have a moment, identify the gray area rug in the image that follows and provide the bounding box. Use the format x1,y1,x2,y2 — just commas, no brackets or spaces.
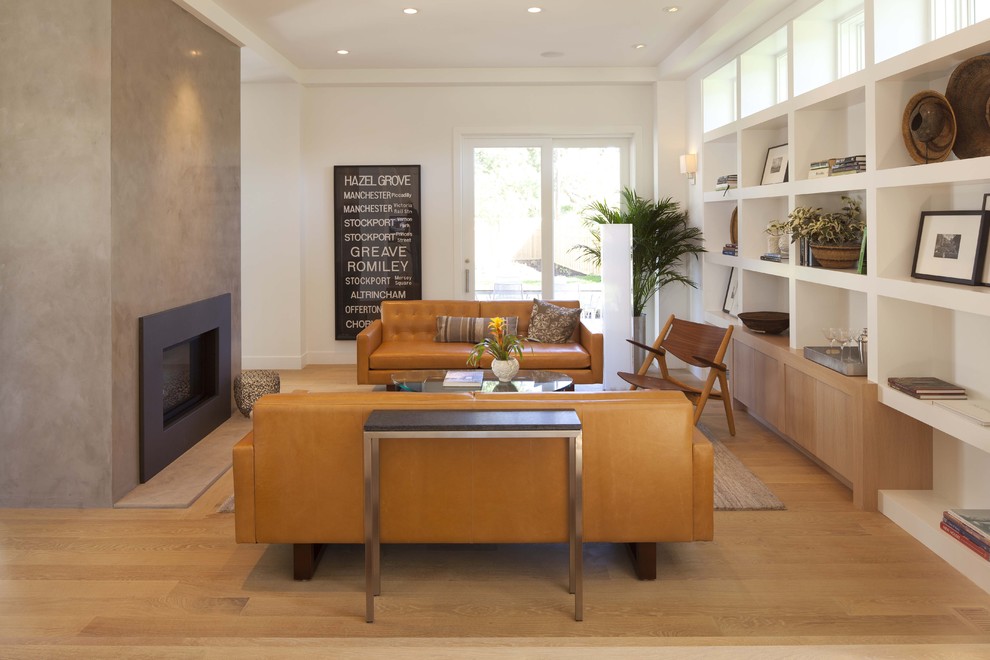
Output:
218,423,785,513
698,422,786,511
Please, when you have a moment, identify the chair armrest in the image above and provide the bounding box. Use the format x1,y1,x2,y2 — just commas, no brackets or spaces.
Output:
232,432,256,543
356,319,383,384
627,338,666,357
691,428,714,541
580,321,604,384
693,355,727,372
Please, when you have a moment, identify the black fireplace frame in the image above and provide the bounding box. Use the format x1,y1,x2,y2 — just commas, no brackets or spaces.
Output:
139,293,231,482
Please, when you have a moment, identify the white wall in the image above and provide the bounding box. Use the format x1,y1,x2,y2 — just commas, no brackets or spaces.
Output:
242,83,304,369
242,82,657,365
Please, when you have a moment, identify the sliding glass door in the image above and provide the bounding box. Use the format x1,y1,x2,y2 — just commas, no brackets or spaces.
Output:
461,137,628,320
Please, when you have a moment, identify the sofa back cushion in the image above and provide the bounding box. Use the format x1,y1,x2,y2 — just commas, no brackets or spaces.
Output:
381,300,480,341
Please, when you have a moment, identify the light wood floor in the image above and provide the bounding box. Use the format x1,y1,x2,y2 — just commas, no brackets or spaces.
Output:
4,364,990,658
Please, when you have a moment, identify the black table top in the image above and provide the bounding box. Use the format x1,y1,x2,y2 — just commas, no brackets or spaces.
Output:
363,408,581,433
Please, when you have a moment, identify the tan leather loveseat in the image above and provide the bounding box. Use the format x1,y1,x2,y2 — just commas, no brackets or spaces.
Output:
356,300,603,385
233,389,714,580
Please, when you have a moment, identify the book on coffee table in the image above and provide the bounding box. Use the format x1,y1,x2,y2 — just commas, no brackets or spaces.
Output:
442,370,484,387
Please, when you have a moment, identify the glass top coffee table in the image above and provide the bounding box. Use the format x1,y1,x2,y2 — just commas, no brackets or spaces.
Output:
390,369,574,393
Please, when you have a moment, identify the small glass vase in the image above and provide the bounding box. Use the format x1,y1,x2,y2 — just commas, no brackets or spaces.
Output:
491,358,520,382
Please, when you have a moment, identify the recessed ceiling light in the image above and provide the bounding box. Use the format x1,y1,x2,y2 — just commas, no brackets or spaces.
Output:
528,7,542,13
336,49,349,55
664,6,680,12
403,8,418,14
188,49,202,57
634,44,646,50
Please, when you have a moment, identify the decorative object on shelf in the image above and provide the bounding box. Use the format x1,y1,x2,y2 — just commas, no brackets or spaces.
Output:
729,206,738,244
856,229,868,275
769,196,864,269
981,194,990,287
716,174,737,194
737,311,789,335
910,210,987,285
945,54,990,160
573,188,705,317
721,267,740,317
901,90,956,163
760,143,788,185
467,317,525,381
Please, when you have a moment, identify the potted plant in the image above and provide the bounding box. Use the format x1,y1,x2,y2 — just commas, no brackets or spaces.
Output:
467,317,526,382
571,188,705,361
769,196,864,269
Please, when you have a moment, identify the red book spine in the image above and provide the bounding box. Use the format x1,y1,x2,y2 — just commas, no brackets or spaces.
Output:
941,521,990,560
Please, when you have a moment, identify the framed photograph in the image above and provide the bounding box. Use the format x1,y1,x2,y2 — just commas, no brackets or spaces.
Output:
722,267,740,317
761,143,789,185
911,210,986,285
981,194,990,287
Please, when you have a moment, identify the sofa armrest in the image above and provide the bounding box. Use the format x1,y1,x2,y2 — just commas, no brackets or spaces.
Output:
233,431,257,543
579,321,604,384
691,428,714,541
356,319,383,384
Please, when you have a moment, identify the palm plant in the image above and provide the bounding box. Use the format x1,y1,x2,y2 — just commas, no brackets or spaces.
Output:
571,188,705,316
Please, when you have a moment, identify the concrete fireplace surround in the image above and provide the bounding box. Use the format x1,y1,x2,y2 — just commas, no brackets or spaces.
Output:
0,0,241,507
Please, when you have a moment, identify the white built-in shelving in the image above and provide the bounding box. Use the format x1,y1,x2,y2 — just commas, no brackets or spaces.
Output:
697,1,990,592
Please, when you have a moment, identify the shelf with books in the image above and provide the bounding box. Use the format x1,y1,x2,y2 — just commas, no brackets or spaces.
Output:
792,87,866,183
879,489,990,594
702,131,738,195
879,387,990,454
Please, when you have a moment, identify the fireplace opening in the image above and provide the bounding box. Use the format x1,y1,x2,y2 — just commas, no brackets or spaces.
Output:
162,330,218,427
139,294,231,483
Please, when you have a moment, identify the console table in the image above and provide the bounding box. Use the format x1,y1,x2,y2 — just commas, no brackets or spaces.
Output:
362,408,584,622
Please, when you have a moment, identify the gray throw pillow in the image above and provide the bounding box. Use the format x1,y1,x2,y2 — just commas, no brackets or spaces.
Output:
527,300,581,343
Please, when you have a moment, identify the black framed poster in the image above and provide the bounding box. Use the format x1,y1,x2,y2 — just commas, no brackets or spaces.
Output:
334,165,422,339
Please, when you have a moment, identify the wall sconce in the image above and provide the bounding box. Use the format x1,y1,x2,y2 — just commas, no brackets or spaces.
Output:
679,153,697,185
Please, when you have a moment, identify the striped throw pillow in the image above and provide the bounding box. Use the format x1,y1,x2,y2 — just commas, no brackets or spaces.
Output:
435,316,518,343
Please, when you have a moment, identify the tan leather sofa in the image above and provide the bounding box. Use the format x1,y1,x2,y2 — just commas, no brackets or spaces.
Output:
356,300,604,385
233,389,714,580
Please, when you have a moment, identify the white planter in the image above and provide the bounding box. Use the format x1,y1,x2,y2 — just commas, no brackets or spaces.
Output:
491,358,520,382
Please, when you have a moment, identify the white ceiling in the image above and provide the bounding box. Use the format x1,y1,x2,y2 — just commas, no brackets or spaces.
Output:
177,0,800,83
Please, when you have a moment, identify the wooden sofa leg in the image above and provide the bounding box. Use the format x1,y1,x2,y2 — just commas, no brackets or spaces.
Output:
293,543,326,580
626,542,657,580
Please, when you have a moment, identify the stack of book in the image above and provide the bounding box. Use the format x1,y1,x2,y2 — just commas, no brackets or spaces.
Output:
715,174,738,191
887,376,967,399
808,160,831,178
722,242,738,256
760,253,783,262
941,509,990,561
829,155,866,176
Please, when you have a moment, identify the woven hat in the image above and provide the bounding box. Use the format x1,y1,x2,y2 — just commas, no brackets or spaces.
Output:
945,54,990,159
902,90,956,163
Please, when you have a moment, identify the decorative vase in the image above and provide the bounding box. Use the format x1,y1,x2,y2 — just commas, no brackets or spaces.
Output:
810,243,861,269
491,358,520,382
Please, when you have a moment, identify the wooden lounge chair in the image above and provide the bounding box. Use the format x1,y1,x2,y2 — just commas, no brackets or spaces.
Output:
618,314,735,436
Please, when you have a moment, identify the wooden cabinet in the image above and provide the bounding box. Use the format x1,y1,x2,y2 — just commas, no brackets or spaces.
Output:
731,329,931,511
